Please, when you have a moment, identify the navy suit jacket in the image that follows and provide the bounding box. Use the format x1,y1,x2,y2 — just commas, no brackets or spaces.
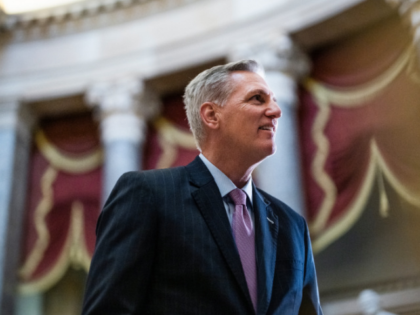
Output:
82,156,323,315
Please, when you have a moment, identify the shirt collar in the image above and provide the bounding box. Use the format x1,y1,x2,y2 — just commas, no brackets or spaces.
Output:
199,153,253,205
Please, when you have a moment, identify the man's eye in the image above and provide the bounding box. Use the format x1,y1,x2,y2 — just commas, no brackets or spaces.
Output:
251,95,264,102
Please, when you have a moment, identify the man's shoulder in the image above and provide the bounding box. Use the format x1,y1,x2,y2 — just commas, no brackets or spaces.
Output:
118,165,188,186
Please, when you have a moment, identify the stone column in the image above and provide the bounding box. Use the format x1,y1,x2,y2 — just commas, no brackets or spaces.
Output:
230,34,310,216
0,100,33,315
87,77,160,202
386,0,420,59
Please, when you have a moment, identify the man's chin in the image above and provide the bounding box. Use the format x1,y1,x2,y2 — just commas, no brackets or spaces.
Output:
255,144,276,162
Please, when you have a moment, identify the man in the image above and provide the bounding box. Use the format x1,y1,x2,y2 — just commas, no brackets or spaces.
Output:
82,60,323,315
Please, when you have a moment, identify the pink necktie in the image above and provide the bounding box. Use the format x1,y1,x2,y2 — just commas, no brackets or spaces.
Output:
229,188,257,312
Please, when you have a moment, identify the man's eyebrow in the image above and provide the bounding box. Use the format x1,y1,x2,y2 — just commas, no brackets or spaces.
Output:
248,89,277,101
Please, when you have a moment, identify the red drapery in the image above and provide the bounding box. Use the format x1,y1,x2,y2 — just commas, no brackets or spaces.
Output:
144,94,199,170
20,113,102,294
299,18,420,253
20,95,198,294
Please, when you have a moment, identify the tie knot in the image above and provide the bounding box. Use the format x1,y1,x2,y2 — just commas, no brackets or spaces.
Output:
229,188,247,206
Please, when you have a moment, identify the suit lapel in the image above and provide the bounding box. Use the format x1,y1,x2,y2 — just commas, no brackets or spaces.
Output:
186,157,254,310
253,186,278,315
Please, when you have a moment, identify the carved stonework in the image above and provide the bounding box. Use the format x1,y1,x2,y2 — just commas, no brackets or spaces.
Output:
87,76,144,116
2,0,203,42
86,76,160,144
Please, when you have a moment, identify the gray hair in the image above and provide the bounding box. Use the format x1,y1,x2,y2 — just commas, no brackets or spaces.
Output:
183,59,262,149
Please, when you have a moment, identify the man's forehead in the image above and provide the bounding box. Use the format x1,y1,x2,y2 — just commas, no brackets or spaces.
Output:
229,71,272,93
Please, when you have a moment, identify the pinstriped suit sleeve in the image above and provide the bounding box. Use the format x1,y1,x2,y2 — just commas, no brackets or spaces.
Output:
299,217,323,315
82,172,157,315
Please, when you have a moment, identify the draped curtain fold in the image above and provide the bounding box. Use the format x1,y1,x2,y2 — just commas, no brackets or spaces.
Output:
20,96,198,294
144,94,199,170
299,18,420,253
19,114,103,294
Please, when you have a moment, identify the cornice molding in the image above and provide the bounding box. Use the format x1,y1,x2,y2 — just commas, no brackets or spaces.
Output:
2,0,201,41
0,0,364,101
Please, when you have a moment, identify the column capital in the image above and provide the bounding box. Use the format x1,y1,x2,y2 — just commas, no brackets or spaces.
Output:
85,76,161,144
86,76,143,116
229,33,310,80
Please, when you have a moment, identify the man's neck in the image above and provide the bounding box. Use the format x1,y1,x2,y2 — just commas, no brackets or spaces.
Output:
200,150,258,188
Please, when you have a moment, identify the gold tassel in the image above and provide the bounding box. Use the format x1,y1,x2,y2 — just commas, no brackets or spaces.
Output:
377,170,389,218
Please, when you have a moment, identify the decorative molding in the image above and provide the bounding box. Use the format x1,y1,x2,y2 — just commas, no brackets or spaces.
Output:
86,76,161,144
0,0,365,102
86,76,144,115
2,0,202,42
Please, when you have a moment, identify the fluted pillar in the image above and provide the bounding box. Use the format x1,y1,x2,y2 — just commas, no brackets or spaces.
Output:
0,100,33,315
87,77,160,202
230,34,310,216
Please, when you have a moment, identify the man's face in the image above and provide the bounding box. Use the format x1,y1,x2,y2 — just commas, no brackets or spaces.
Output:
216,71,281,163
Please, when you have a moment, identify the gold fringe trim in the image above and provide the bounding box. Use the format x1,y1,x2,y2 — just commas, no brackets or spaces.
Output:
312,142,377,253
19,166,58,280
19,200,91,294
154,117,197,169
307,89,337,235
68,201,91,271
377,166,390,218
312,140,420,253
374,143,420,207
305,46,415,237
305,46,414,107
35,129,103,174
156,134,178,169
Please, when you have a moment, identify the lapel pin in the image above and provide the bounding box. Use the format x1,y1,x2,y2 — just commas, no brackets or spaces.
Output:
267,217,274,224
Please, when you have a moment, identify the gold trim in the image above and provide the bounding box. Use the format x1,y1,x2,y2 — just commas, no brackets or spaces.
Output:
19,200,91,294
19,166,58,280
305,46,413,107
156,134,178,169
19,223,72,295
154,117,197,149
69,201,91,271
312,140,377,253
154,117,197,169
307,88,337,235
374,143,420,207
376,165,390,218
312,139,420,253
35,129,103,174
305,46,415,238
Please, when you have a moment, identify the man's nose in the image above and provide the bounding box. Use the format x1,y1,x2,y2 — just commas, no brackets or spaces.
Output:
267,100,281,118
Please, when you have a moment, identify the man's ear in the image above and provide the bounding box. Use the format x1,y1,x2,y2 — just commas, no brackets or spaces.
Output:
200,102,220,130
